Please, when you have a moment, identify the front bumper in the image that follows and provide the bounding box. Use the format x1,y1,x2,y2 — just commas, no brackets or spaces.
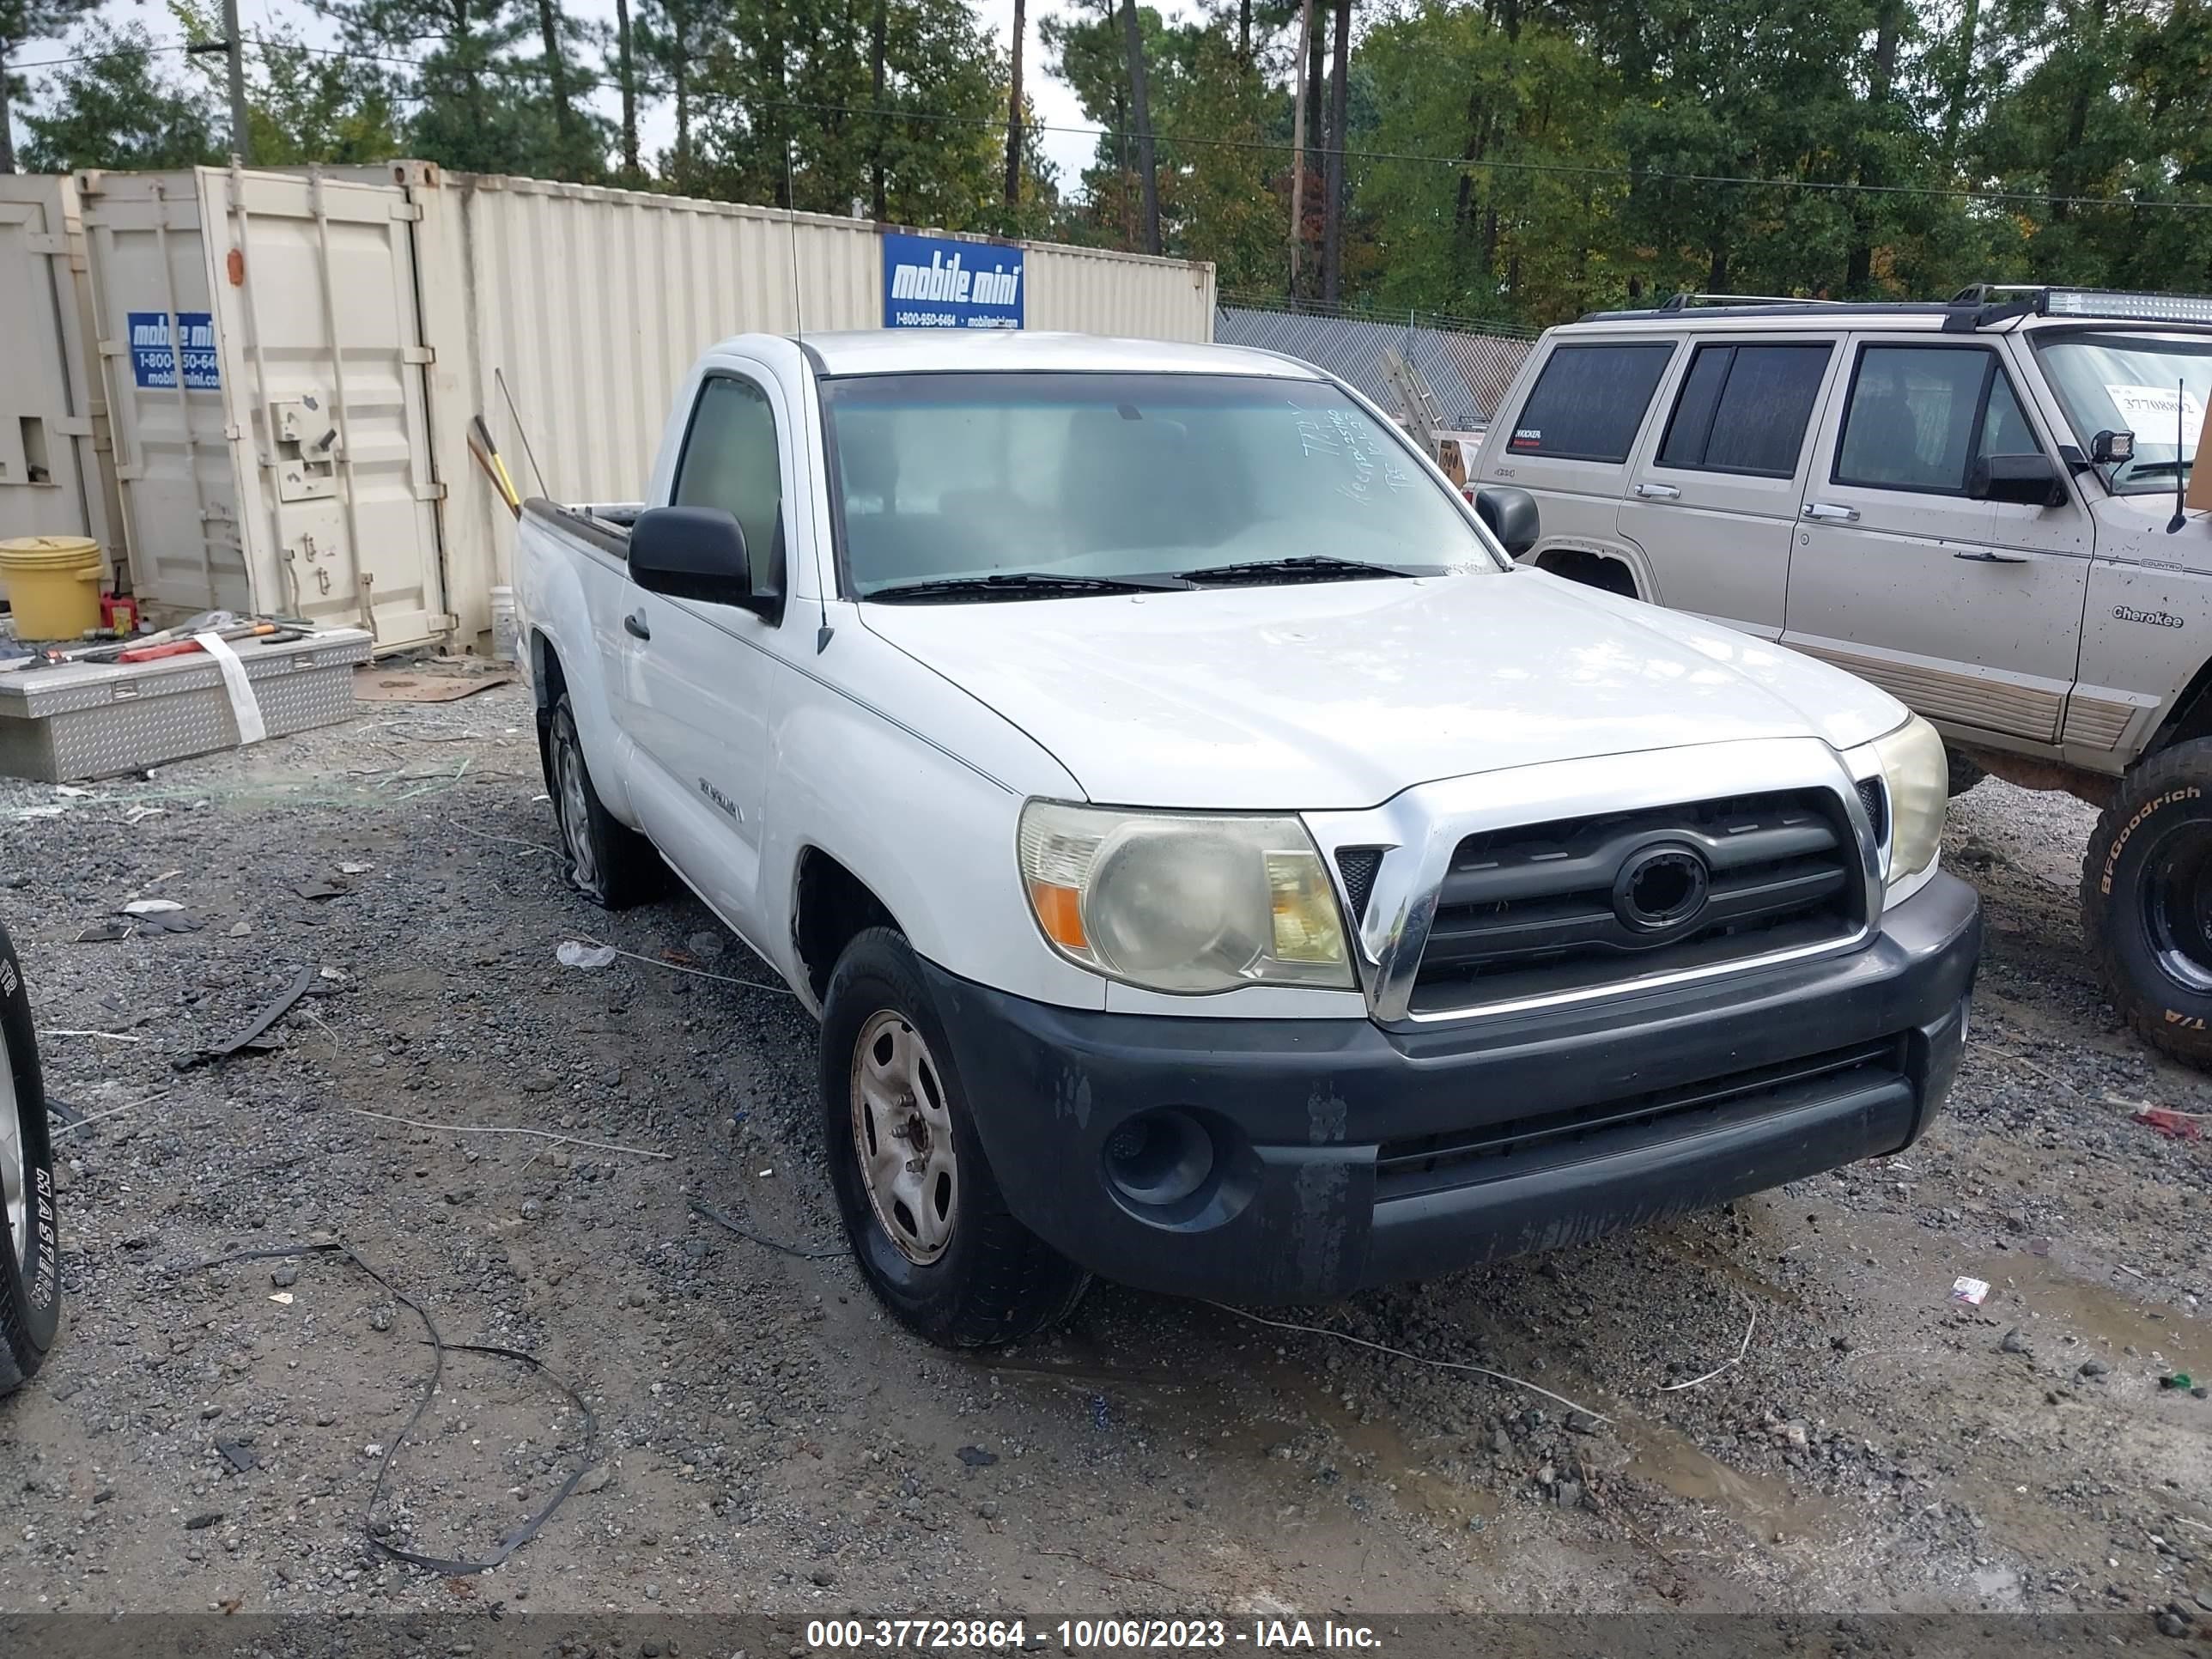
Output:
925,872,1981,1304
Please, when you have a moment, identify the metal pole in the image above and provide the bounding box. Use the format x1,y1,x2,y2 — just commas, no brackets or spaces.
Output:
222,0,252,164
1289,0,1310,294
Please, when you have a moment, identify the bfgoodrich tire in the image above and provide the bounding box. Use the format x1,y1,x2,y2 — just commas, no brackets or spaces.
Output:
2084,738,2212,1067
819,927,1087,1347
541,693,664,908
0,920,61,1395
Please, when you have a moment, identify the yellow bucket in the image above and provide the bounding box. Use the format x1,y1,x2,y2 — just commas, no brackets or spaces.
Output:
0,536,104,642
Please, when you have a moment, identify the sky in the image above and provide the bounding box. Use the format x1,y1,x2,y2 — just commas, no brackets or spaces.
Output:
77,0,1126,185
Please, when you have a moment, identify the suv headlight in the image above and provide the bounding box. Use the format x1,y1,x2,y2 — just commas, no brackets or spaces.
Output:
1850,714,1947,896
1018,801,1354,993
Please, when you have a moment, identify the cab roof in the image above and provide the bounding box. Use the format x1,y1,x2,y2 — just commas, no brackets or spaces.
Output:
782,330,1323,380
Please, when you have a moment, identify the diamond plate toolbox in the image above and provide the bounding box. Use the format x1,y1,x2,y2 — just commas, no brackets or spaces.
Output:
0,629,372,781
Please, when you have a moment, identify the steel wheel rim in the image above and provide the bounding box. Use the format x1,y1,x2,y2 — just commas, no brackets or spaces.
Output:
2140,820,2212,994
555,734,600,892
0,1023,26,1276
848,1009,958,1266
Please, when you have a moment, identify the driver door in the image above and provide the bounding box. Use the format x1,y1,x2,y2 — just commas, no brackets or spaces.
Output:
623,369,789,930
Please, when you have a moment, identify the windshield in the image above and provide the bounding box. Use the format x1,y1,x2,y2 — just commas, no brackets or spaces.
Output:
2033,331,2212,495
818,371,1501,598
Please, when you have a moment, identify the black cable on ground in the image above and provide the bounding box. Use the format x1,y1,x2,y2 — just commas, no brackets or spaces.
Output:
689,1198,846,1261
196,1238,598,1574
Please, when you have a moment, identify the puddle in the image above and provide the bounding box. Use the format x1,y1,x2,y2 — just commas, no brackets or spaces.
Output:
1965,1252,2201,1366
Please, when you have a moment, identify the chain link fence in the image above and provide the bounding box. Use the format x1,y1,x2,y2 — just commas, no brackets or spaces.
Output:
1212,294,1539,430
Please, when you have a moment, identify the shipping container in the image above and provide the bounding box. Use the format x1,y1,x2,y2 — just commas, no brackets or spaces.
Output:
64,162,1216,652
0,174,126,592
74,166,451,647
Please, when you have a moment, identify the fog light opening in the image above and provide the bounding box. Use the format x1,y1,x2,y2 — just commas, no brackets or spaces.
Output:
1103,1109,1216,1208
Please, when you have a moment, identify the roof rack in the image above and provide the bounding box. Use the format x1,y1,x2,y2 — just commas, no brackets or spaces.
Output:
1656,292,1847,311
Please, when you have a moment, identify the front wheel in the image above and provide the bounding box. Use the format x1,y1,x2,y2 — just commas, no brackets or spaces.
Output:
818,927,1087,1347
0,920,62,1395
2084,738,2212,1067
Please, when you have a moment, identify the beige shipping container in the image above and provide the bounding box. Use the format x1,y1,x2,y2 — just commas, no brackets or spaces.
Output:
0,174,127,594
73,165,451,647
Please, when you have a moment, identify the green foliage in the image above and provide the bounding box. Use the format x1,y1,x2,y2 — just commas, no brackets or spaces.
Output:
18,0,2212,323
171,0,404,166
18,21,221,171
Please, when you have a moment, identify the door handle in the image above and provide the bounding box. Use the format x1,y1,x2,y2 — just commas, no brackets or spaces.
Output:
1632,483,1680,500
1952,550,2030,563
623,611,651,641
1802,502,1859,523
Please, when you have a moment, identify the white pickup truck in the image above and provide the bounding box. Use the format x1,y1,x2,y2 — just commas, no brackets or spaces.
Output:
514,331,1981,1348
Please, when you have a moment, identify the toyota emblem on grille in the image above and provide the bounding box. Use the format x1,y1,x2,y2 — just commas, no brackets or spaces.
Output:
1613,844,1711,934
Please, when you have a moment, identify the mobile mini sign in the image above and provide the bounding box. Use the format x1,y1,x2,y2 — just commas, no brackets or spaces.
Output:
127,311,221,390
881,233,1024,331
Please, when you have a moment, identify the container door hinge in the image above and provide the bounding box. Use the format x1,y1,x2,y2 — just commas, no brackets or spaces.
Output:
413,481,447,501
52,416,93,438
401,345,435,365
26,233,66,256
434,612,461,632
223,423,246,441
389,202,423,222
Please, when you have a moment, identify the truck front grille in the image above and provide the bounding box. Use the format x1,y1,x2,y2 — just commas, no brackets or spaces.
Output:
1407,787,1864,1016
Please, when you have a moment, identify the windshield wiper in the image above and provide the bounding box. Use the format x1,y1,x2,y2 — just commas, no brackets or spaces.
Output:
1179,555,1429,586
2122,460,2191,479
865,571,1193,602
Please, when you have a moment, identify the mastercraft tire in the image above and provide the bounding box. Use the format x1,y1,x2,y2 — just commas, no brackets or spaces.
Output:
0,919,61,1395
2084,738,2212,1067
542,693,664,909
819,927,1087,1347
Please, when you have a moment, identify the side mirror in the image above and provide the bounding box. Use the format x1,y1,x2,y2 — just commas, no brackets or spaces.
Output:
629,506,778,618
1966,452,2068,509
1474,485,1540,557
2090,428,2136,465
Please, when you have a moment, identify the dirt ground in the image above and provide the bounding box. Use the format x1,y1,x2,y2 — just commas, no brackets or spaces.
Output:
0,676,2205,1629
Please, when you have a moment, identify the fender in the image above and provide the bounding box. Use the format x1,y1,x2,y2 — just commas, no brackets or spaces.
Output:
759,619,1109,1018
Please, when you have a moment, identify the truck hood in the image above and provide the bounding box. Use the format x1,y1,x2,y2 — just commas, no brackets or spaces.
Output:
860,569,1907,811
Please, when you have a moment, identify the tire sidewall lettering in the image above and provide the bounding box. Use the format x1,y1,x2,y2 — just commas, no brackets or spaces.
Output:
2100,785,2203,896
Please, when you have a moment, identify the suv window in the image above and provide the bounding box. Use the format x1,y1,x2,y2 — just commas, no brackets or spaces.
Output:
1504,343,1674,463
1834,344,2044,495
1656,343,1831,477
673,374,783,588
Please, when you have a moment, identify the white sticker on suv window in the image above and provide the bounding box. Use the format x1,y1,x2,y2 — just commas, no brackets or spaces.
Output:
2106,384,2203,447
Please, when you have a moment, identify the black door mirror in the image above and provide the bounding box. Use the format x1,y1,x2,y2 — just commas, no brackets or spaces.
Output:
1474,485,1540,557
629,507,777,617
1966,453,2068,509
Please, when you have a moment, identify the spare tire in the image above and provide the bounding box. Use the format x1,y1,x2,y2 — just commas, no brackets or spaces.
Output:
0,919,61,1395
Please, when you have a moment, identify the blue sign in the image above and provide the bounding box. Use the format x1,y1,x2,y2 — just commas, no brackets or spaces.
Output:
881,233,1024,331
127,311,220,390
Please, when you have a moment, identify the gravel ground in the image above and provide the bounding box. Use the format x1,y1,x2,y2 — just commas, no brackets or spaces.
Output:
0,681,2205,1627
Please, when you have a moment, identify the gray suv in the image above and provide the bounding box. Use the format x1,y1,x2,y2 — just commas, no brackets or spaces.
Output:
1471,285,2212,1064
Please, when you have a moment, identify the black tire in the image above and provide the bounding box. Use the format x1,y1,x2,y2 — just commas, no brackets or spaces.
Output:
1946,746,1986,799
542,693,663,908
2084,738,2212,1067
0,920,62,1395
819,927,1087,1347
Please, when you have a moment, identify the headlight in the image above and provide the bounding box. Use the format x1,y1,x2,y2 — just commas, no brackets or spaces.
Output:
1018,801,1354,993
1850,714,1947,894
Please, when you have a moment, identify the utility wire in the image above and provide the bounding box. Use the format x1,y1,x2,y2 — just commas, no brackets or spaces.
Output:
19,33,2212,216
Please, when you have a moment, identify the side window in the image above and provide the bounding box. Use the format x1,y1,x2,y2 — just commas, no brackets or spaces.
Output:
672,375,782,590
1655,343,1831,477
1833,345,2044,495
1504,343,1674,463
